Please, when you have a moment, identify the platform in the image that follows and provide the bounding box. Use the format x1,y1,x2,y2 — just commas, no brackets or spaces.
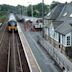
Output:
17,23,41,72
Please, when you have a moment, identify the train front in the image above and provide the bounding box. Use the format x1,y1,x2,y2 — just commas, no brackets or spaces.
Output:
7,14,17,32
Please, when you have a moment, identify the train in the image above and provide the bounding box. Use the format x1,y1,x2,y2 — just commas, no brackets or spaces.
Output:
7,14,17,31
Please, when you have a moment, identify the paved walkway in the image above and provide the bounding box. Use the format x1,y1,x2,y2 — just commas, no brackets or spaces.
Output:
38,36,72,72
18,24,62,72
17,23,41,72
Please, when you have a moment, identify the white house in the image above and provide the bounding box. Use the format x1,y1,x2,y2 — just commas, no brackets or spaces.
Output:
44,2,72,57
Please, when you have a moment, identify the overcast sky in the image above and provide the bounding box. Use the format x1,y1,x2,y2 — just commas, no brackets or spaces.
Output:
0,0,72,6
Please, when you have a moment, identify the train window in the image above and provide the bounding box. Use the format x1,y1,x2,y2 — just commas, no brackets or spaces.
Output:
8,21,17,26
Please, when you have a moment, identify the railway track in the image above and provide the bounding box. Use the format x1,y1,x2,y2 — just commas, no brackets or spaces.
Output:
0,23,7,42
0,24,10,72
7,31,30,72
0,24,30,72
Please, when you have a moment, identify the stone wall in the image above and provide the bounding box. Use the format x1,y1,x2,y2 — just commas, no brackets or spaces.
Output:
45,34,66,55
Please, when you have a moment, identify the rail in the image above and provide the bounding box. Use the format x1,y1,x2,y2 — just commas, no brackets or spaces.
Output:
16,37,23,72
7,31,24,72
7,37,11,72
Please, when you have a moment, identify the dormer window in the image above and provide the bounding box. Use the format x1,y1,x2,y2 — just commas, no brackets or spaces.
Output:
70,13,72,17
63,12,67,16
47,12,51,16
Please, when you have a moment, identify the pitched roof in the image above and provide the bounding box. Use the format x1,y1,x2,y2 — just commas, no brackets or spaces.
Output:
55,21,72,35
45,3,65,20
52,21,63,29
45,2,72,35
55,2,72,35
57,2,72,21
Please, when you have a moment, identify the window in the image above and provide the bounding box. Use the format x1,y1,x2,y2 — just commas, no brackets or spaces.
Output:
70,13,72,17
59,34,61,44
63,12,67,16
67,36,70,45
47,12,51,16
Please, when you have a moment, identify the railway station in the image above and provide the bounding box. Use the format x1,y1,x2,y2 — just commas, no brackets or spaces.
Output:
0,0,72,72
0,13,71,72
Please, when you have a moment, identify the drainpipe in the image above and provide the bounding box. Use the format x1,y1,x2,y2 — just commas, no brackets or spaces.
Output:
71,30,72,48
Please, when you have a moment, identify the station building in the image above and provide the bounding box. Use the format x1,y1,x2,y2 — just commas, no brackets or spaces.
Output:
44,2,72,57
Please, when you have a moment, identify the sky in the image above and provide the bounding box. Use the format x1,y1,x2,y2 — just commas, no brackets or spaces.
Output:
0,0,72,6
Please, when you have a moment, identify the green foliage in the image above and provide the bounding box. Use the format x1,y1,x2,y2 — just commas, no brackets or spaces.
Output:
0,15,7,23
26,1,58,17
0,1,59,18
29,3,49,17
27,5,32,16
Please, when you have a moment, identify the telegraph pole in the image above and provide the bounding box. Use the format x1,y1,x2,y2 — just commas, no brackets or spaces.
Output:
28,1,33,17
21,6,22,17
26,7,28,16
31,5,33,18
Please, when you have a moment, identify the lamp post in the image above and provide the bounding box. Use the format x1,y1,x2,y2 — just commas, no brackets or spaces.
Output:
42,0,44,37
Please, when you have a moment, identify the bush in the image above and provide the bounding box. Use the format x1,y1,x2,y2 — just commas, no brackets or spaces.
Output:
0,15,7,23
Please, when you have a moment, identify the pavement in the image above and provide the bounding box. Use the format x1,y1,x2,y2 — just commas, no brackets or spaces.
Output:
38,34,72,72
19,23,62,72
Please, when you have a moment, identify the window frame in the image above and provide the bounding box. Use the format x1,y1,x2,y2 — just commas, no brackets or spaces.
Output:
66,36,70,46
70,13,72,17
63,12,67,16
47,12,51,16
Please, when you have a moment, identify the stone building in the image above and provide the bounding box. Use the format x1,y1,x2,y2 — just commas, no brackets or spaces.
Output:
44,2,72,57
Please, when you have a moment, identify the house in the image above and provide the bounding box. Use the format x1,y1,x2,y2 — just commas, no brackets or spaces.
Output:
44,2,72,57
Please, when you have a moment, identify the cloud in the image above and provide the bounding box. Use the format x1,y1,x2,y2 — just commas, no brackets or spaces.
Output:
0,0,72,6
